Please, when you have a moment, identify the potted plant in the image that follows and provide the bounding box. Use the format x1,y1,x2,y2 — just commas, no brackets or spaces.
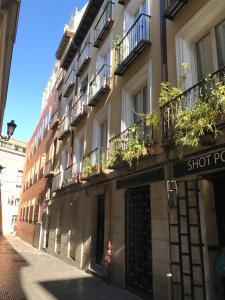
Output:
108,137,124,169
175,101,217,147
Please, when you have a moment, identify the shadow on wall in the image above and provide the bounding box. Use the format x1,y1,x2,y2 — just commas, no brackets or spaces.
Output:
0,236,29,299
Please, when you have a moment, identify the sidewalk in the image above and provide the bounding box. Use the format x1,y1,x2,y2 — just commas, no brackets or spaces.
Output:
0,236,141,300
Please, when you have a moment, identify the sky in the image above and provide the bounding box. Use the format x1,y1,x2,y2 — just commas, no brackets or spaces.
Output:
3,0,87,142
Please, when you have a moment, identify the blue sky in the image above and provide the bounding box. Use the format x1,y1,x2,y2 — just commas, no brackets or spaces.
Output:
3,0,87,142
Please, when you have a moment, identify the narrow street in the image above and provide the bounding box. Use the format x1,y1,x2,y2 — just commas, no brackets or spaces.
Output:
0,236,141,300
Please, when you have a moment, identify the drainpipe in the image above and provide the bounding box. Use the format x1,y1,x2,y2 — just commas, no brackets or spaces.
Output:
106,183,112,282
160,2,173,300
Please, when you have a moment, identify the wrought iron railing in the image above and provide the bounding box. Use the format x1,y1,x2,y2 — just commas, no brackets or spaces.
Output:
63,162,82,186
164,0,188,20
115,13,151,68
71,94,88,126
44,160,54,178
62,69,76,97
49,108,60,130
82,148,107,179
94,1,114,47
77,42,92,76
108,118,155,168
58,115,70,140
52,173,62,192
161,67,225,147
89,64,111,104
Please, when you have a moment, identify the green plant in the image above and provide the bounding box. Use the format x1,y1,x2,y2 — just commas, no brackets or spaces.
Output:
83,156,94,178
175,101,217,147
112,34,123,50
108,137,124,168
159,82,184,106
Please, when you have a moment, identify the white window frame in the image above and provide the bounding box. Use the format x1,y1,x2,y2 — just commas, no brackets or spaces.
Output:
175,0,225,88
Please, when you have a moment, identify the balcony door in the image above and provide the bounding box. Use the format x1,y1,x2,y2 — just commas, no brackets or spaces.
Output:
100,121,108,166
196,19,225,81
133,86,148,123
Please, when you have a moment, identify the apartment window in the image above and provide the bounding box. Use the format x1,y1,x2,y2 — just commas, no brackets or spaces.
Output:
195,19,225,80
79,139,84,162
79,76,88,97
215,19,225,67
133,86,148,123
100,121,108,151
29,205,34,223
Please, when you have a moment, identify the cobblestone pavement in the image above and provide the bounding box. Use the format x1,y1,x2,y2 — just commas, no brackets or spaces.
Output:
0,236,141,300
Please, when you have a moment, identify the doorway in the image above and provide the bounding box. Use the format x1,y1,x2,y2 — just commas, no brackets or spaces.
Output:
125,185,152,299
213,176,225,298
96,195,105,265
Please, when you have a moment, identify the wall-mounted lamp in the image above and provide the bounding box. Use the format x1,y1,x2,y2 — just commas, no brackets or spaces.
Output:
0,120,17,141
0,165,5,173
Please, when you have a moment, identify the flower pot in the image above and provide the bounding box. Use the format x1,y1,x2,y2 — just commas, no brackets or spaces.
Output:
199,131,216,146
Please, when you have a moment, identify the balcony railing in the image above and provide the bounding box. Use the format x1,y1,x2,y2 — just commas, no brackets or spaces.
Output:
62,69,76,97
114,13,151,76
63,162,81,187
164,0,188,20
71,94,88,126
52,173,62,192
89,64,111,106
44,160,54,178
94,1,114,48
49,109,60,130
77,42,92,76
58,115,70,140
82,148,107,180
161,67,225,147
55,69,65,90
108,118,155,169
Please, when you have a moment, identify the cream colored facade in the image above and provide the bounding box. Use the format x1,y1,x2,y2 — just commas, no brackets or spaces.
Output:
19,0,225,299
0,0,20,129
0,138,26,235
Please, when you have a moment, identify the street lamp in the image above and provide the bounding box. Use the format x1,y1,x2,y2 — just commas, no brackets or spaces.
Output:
0,120,17,141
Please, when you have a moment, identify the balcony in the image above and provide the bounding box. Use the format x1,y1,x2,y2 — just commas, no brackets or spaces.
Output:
63,162,81,187
82,148,107,180
108,118,155,169
44,160,54,178
71,94,88,126
94,1,114,48
164,0,188,20
62,69,76,97
76,42,92,77
52,173,62,192
58,115,70,140
114,13,151,76
161,67,225,147
88,64,111,107
49,109,60,130
55,69,65,90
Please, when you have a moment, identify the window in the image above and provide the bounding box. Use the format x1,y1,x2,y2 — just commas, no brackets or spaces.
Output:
79,76,88,97
100,121,108,151
133,86,148,123
195,19,225,81
196,34,214,80
215,19,225,67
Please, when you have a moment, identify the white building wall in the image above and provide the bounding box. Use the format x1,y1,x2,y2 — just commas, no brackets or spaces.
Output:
0,141,26,235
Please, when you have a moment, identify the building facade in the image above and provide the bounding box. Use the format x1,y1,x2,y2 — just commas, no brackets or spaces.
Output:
0,0,20,129
18,0,225,299
0,138,26,235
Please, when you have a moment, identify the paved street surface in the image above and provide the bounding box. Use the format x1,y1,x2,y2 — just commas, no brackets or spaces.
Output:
0,236,141,300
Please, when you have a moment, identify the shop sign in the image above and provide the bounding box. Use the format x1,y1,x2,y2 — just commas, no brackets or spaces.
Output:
173,149,225,177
